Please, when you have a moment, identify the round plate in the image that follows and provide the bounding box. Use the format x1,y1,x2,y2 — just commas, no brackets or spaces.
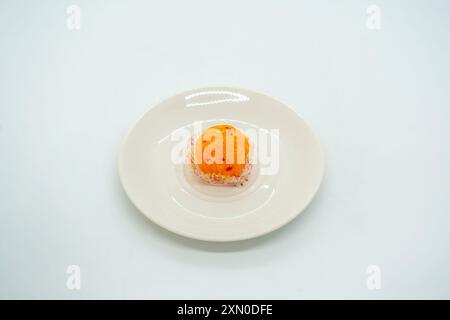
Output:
119,87,324,241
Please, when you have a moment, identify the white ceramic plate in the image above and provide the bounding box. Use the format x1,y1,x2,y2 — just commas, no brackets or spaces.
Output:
119,87,324,241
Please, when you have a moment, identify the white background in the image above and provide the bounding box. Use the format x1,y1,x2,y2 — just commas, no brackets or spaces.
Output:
1,0,449,299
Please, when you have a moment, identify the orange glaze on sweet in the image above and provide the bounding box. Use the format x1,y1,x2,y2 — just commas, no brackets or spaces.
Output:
193,125,250,177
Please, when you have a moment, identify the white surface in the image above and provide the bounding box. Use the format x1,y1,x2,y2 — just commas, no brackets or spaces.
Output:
0,0,450,299
119,87,324,241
